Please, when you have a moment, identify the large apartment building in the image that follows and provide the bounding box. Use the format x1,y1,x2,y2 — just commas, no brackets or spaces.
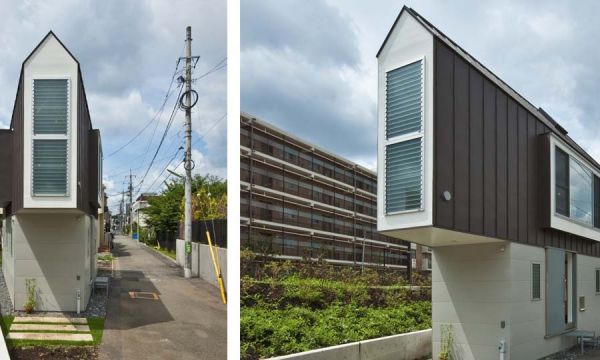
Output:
241,113,419,273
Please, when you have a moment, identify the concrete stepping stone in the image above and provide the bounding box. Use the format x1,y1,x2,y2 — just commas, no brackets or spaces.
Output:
7,332,93,341
10,323,90,332
13,316,87,324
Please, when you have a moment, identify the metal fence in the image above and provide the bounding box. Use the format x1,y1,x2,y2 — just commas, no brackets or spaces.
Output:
178,219,227,248
155,219,227,251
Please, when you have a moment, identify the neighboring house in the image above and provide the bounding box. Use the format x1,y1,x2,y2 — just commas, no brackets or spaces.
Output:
0,32,102,312
241,114,411,272
131,193,155,228
411,243,432,273
377,6,600,359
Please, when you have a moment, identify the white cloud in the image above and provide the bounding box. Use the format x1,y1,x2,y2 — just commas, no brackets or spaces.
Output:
0,0,226,186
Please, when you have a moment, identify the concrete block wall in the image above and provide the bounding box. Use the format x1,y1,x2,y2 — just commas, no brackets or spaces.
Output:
268,329,432,360
176,239,227,290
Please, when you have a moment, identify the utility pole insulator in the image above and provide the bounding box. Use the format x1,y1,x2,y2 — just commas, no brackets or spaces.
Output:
183,26,193,279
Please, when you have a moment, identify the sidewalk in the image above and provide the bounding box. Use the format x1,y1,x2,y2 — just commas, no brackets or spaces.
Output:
99,235,226,360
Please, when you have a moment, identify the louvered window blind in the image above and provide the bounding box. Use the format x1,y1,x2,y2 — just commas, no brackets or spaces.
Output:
32,79,69,196
384,60,423,213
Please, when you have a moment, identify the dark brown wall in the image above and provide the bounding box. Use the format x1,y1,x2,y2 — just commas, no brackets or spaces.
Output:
8,73,24,215
0,130,12,207
76,69,98,217
433,38,600,257
88,129,100,217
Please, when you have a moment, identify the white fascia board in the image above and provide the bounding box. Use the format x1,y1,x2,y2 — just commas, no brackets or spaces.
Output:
377,11,434,234
549,134,600,242
22,34,78,209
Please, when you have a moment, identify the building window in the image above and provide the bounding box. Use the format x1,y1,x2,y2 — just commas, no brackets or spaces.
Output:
555,148,569,217
32,78,69,196
532,263,541,300
6,216,12,256
596,269,600,294
554,146,600,228
384,59,423,214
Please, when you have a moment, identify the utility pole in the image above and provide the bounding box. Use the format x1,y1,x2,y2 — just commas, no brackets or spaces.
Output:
128,170,133,230
120,185,125,234
183,26,193,279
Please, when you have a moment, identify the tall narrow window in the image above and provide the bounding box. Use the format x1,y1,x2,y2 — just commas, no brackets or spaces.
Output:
532,263,541,300
384,59,423,214
32,79,69,196
555,147,569,217
595,269,600,294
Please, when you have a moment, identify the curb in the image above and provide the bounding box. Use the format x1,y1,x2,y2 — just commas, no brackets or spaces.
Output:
139,242,178,264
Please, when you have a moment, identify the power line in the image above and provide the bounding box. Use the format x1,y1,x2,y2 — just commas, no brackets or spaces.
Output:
192,57,227,82
105,60,182,158
192,113,226,147
134,83,185,195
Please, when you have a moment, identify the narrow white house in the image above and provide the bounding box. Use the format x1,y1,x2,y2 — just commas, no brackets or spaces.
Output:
378,7,600,360
0,32,102,312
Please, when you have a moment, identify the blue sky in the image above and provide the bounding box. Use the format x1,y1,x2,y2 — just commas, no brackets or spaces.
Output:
241,0,600,172
0,0,227,213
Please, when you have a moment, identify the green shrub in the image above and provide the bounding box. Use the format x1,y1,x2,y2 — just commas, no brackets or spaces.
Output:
241,302,431,359
240,257,432,359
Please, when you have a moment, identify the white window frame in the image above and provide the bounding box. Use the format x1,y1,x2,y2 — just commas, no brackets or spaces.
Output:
383,56,425,215
30,76,71,197
531,261,542,301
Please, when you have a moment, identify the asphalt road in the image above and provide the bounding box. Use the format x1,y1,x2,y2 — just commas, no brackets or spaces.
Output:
99,235,227,360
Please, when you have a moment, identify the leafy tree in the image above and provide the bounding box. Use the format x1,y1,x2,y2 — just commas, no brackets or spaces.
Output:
143,174,227,232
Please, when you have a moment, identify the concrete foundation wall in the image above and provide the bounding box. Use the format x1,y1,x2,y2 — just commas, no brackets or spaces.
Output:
9,213,93,312
176,239,227,290
268,329,432,360
432,241,600,360
432,242,512,360
1,216,14,309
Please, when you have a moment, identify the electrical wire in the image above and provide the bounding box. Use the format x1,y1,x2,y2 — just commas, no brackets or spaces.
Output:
192,57,226,81
105,46,186,159
134,84,184,195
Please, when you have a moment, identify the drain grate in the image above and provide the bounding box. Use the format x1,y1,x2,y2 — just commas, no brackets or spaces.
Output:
128,291,159,300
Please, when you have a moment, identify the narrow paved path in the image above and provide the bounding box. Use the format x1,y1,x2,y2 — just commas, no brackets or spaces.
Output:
99,235,226,360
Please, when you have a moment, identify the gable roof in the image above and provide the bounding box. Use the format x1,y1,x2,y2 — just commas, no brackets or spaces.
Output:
378,6,600,171
9,31,93,130
23,31,79,66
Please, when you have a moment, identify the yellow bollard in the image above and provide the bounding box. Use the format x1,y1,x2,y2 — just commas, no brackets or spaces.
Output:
206,230,227,304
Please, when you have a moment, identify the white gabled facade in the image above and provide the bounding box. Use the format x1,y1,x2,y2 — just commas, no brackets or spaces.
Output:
22,34,79,210
377,11,434,232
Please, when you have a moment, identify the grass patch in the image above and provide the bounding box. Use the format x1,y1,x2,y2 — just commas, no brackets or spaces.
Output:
152,246,176,260
88,317,105,345
1,316,105,348
97,254,114,261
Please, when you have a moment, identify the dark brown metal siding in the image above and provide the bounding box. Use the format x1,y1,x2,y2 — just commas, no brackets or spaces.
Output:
88,129,100,218
10,74,24,214
76,69,95,216
433,38,599,256
0,130,12,207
